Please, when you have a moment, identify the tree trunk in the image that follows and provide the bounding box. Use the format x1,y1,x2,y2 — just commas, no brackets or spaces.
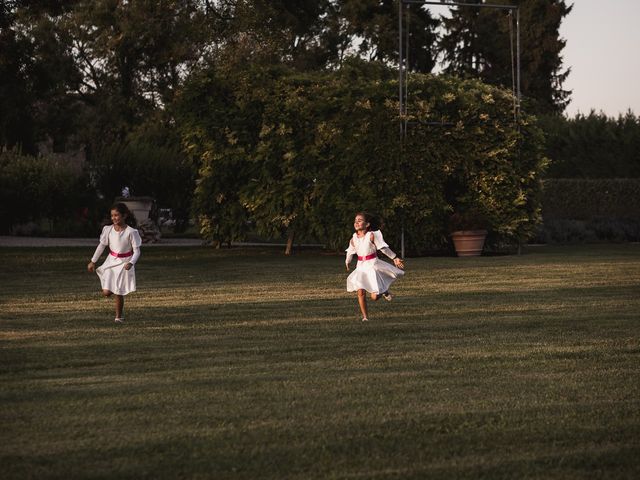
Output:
285,230,295,255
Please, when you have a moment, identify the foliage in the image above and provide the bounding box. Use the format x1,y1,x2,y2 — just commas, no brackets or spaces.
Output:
448,208,489,232
536,218,640,244
0,1,81,153
1,0,213,154
339,0,439,72
540,111,640,178
0,150,86,233
542,178,640,220
88,124,195,231
1,0,574,157
534,179,640,243
177,63,547,253
439,0,572,114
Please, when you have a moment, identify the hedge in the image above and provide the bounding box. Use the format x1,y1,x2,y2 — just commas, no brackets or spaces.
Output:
542,179,640,220
0,150,88,234
538,179,640,243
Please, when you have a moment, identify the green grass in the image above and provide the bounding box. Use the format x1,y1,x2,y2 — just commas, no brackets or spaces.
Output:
1,244,639,479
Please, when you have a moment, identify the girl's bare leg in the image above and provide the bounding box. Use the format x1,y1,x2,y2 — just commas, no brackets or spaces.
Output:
357,289,368,320
370,293,379,301
102,289,112,297
115,295,124,319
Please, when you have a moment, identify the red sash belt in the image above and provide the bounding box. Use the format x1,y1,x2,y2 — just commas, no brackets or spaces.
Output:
110,250,133,258
357,253,377,261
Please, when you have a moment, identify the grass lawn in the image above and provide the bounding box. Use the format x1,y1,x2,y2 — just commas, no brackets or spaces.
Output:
1,244,639,479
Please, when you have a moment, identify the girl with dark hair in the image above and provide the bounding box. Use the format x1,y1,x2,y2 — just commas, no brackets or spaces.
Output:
345,212,405,322
87,203,142,323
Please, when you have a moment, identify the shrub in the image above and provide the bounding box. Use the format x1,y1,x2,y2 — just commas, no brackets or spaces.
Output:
0,150,83,234
89,136,195,231
539,179,640,243
540,111,640,178
177,63,548,254
542,179,640,221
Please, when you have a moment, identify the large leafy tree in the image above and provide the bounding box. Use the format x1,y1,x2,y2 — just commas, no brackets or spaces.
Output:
1,0,214,151
64,0,213,144
0,1,81,153
2,0,574,153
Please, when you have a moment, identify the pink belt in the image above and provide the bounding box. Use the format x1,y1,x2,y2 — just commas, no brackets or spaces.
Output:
358,253,377,261
110,250,133,258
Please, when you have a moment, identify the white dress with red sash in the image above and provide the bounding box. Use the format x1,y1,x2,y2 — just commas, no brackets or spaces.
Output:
91,225,142,295
345,230,404,294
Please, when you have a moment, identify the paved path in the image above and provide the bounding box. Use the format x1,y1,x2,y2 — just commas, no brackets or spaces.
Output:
0,236,203,247
0,236,324,248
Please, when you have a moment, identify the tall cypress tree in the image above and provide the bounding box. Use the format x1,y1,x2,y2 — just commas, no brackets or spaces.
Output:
340,0,439,73
437,0,572,114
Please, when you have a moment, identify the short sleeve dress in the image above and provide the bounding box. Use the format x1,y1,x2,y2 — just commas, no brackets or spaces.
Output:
346,230,404,294
91,225,142,295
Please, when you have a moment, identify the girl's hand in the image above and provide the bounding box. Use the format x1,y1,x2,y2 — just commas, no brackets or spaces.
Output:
124,263,132,271
87,261,95,273
394,257,405,270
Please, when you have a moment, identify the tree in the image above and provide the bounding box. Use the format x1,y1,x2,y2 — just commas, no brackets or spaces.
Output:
438,0,572,114
0,1,81,153
337,0,437,72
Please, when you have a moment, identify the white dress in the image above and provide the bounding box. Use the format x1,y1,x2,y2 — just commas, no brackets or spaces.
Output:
346,230,404,294
91,225,142,295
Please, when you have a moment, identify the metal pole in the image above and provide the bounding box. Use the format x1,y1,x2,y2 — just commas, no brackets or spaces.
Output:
398,0,519,258
405,4,410,117
405,1,516,10
398,0,406,258
516,6,521,124
399,0,404,130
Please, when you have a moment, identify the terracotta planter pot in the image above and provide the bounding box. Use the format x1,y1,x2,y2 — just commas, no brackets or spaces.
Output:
450,230,488,257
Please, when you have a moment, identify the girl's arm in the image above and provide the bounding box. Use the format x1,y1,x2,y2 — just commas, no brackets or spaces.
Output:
373,231,404,269
345,237,356,271
129,245,141,266
88,225,110,271
88,243,105,272
127,229,143,266
345,252,355,270
90,243,106,263
378,246,397,259
379,246,404,269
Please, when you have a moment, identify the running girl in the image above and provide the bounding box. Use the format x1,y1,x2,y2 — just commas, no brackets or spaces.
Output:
345,212,404,322
87,203,142,323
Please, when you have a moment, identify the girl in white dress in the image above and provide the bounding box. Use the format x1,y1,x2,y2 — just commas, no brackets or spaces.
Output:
346,212,405,322
87,203,142,323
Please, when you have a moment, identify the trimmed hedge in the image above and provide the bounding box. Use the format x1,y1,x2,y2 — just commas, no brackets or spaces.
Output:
542,179,640,220
538,179,640,243
540,112,640,178
0,150,90,234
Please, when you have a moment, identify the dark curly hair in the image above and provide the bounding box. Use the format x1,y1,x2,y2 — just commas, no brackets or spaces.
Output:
110,202,138,227
355,211,381,231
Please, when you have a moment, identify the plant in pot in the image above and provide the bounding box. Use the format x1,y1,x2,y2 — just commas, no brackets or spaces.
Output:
448,207,489,257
